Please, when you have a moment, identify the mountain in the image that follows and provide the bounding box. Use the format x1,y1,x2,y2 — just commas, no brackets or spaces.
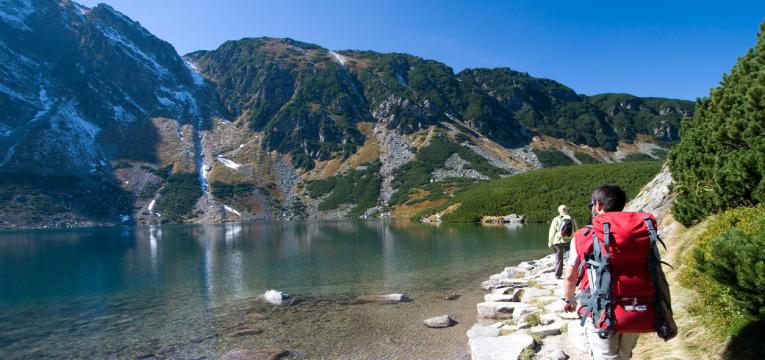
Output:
0,0,694,228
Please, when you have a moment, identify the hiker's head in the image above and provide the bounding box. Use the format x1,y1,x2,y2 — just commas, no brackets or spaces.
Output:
591,185,626,214
558,204,568,215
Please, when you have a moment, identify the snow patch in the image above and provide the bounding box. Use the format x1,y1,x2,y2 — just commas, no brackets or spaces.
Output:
0,143,15,167
223,205,242,217
216,155,242,170
184,60,205,86
0,82,34,103
112,105,137,123
0,0,34,31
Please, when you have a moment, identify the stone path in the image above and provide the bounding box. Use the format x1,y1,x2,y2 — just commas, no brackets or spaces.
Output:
467,254,591,360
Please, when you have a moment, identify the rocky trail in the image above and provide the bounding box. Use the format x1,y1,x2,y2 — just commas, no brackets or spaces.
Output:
466,254,590,360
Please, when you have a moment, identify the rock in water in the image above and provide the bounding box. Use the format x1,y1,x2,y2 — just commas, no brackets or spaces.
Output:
220,348,289,360
260,290,291,305
423,315,454,328
443,292,460,300
355,293,410,304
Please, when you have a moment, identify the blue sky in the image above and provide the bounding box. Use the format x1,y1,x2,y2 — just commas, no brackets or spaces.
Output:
79,0,765,100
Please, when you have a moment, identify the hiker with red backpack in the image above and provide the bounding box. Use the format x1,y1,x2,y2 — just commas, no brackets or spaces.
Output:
561,185,677,360
549,204,577,279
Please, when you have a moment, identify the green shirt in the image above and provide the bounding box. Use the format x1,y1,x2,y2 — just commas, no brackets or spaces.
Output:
548,214,576,247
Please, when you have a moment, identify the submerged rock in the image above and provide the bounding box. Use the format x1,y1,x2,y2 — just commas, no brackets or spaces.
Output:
220,348,289,360
355,293,411,304
423,315,455,328
231,328,264,337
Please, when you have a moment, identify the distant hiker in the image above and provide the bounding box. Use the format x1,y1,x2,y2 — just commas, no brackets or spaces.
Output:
548,204,576,279
562,185,677,360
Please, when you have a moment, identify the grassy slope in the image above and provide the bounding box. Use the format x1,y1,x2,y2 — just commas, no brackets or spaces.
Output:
428,161,662,223
634,215,721,360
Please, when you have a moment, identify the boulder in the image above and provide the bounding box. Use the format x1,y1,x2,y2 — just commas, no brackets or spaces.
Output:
476,302,539,321
544,299,566,313
540,313,559,325
445,292,460,300
220,348,289,360
483,293,518,303
520,288,553,303
466,324,501,338
501,266,527,278
503,214,524,223
469,334,535,360
481,278,529,291
543,349,570,360
513,306,540,322
501,322,531,331
476,302,536,320
530,320,567,338
259,290,292,306
423,315,454,328
355,293,411,304
517,261,537,271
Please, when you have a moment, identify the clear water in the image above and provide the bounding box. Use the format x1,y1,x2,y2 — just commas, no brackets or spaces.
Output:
0,220,549,359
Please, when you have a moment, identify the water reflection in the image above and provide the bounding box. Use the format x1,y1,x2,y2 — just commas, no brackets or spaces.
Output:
0,221,549,359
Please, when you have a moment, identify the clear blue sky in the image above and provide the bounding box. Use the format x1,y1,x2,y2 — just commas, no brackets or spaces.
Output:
79,0,765,100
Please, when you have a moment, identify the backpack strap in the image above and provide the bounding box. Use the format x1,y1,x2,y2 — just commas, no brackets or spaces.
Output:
578,222,615,339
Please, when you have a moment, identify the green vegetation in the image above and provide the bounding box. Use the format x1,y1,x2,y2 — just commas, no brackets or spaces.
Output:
141,164,172,180
0,172,131,224
574,151,600,164
305,162,382,217
669,22,765,226
457,69,693,150
679,206,765,354
211,181,254,199
622,153,654,162
157,173,202,222
389,135,507,205
112,160,132,169
533,149,574,167
424,161,662,223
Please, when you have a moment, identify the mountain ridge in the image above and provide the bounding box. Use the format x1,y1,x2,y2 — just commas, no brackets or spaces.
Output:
0,1,694,228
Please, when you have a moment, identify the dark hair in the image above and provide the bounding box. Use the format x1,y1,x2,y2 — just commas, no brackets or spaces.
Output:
592,185,627,212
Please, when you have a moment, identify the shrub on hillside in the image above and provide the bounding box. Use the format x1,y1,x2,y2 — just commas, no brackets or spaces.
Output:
533,149,574,167
430,161,662,223
669,21,765,226
157,173,202,222
680,206,765,337
574,151,600,164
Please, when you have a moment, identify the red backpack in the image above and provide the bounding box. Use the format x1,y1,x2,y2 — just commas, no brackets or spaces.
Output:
574,212,677,340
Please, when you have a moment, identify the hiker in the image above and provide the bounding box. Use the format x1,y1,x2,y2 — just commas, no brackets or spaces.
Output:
561,185,676,360
548,204,576,279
